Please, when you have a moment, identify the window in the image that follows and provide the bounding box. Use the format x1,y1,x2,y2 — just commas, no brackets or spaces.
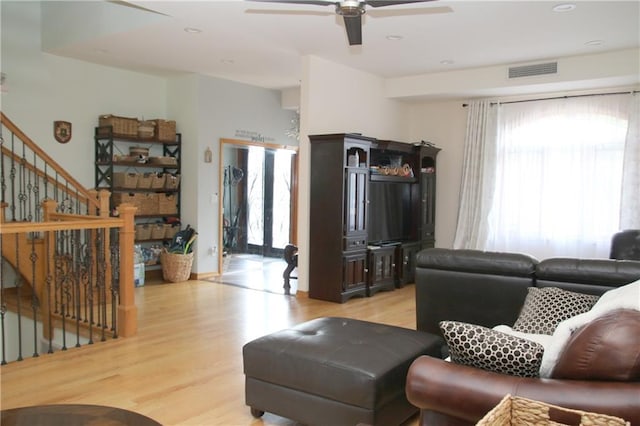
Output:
484,94,631,259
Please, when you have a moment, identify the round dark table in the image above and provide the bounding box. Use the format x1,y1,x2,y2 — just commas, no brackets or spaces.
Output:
1,404,162,426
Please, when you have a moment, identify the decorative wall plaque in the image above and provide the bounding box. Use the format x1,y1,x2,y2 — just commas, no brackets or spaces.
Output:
54,121,72,144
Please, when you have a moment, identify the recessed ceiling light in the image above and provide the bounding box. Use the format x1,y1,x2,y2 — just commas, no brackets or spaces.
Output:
440,59,454,65
386,35,403,41
552,3,576,12
585,40,603,46
220,59,235,65
184,27,202,34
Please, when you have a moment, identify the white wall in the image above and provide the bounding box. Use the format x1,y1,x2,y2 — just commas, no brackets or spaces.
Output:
297,55,411,292
1,1,167,188
405,101,468,249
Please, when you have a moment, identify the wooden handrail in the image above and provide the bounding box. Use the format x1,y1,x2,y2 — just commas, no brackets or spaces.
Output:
0,217,125,234
0,112,100,211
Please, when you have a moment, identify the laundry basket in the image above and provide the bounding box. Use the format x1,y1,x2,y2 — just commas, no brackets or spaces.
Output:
477,395,630,426
160,250,194,283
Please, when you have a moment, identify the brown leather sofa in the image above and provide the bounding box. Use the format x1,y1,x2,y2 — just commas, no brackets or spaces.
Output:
407,248,640,425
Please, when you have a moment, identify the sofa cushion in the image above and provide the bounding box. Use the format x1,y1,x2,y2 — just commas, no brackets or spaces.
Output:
512,287,599,335
439,321,544,378
551,309,640,381
540,279,640,377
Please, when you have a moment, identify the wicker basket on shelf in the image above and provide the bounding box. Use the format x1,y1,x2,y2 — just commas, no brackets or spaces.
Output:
135,224,151,241
165,174,181,190
149,156,178,167
153,119,177,142
160,250,193,283
99,115,138,137
477,395,629,426
150,223,166,239
113,172,138,189
138,120,156,139
137,173,154,189
150,173,166,189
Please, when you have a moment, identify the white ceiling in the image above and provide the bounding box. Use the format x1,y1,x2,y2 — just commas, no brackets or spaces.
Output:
42,0,640,92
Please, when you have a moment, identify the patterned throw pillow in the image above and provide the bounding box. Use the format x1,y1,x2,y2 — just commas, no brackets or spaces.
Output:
512,287,600,335
440,321,544,378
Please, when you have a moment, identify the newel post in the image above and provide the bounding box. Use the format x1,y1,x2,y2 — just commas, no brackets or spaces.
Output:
118,203,138,337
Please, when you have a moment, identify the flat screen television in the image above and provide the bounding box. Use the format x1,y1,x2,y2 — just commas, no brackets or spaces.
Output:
368,181,412,244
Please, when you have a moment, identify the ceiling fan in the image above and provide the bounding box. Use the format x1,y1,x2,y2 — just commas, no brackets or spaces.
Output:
247,0,438,46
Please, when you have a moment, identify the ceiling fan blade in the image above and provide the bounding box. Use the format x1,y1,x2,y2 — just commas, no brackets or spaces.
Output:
366,0,436,7
108,0,169,16
246,0,336,6
343,15,362,46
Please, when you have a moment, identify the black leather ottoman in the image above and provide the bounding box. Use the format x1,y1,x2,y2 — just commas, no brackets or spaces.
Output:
243,316,445,426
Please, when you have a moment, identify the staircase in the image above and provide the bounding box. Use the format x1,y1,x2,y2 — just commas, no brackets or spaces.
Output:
0,112,138,364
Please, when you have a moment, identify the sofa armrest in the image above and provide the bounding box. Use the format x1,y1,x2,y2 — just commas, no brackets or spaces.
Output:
406,356,640,425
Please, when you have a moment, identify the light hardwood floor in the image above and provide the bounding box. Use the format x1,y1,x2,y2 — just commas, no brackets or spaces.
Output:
0,279,420,425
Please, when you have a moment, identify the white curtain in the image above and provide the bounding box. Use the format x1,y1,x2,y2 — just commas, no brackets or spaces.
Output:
453,101,497,249
483,94,632,259
620,93,640,229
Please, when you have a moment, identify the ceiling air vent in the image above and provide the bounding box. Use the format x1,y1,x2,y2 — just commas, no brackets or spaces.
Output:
508,62,558,78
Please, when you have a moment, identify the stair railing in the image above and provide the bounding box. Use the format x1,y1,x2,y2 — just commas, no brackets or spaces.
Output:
0,112,109,221
0,112,137,363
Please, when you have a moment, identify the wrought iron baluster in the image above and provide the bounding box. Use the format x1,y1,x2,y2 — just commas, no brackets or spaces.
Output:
43,163,49,202
1,233,7,365
32,150,42,222
30,233,40,357
72,229,81,348
18,145,27,221
9,133,16,221
13,229,23,361
110,228,119,338
85,229,95,344
1,130,6,206
44,235,56,354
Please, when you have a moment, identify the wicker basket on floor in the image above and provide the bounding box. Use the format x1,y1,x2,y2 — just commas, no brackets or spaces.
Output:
160,250,193,283
477,395,630,426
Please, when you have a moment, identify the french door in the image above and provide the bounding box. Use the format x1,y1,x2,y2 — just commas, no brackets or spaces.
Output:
246,146,294,257
220,139,297,262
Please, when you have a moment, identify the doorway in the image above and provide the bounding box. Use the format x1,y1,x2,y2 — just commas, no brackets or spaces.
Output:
218,138,298,294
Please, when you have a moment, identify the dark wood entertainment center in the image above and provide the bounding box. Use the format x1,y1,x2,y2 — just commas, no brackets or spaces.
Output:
309,133,440,303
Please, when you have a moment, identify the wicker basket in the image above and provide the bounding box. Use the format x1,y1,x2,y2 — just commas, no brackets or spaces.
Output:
165,174,181,190
137,193,159,215
113,172,138,189
149,156,178,167
112,192,143,213
138,120,156,139
137,173,154,189
150,173,166,189
158,193,178,215
477,395,630,426
135,224,151,241
153,119,177,142
150,223,166,239
99,114,138,137
160,250,193,283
